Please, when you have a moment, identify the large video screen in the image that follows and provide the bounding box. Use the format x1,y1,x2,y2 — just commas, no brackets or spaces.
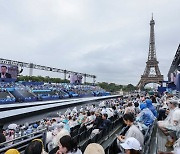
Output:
0,64,18,80
70,74,83,84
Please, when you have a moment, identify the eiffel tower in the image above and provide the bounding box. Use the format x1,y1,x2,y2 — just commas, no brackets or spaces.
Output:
137,15,163,89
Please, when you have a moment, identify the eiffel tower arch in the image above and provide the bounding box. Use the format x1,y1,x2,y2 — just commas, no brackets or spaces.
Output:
137,15,163,89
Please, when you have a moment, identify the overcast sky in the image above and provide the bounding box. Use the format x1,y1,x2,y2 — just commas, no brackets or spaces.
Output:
0,0,180,85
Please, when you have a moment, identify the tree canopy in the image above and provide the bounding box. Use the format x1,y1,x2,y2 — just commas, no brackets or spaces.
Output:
98,82,137,92
17,75,69,83
17,75,137,92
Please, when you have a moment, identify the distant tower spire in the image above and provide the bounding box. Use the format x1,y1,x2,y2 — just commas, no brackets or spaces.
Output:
148,14,156,61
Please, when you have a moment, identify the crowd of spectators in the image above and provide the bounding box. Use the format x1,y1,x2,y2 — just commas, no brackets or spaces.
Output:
0,98,121,153
0,91,180,153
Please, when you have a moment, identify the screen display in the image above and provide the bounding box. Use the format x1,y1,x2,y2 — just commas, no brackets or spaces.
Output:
70,74,83,84
0,64,18,80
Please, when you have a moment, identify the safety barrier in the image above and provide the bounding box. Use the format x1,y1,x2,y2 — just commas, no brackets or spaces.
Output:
0,129,47,153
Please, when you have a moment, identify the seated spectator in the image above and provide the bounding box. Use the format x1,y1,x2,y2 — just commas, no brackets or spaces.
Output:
150,95,157,103
5,149,20,154
98,113,112,132
106,108,114,118
68,116,78,128
124,102,135,115
158,95,174,120
134,102,140,115
77,111,86,124
145,99,158,117
99,101,106,107
93,112,103,129
158,99,180,147
72,107,78,114
136,103,156,131
25,139,47,154
89,111,96,123
116,113,144,148
120,137,142,154
84,112,91,124
84,143,105,154
56,135,82,154
6,129,15,145
112,106,119,118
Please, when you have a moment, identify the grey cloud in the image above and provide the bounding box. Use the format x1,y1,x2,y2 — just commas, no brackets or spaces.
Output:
0,0,180,85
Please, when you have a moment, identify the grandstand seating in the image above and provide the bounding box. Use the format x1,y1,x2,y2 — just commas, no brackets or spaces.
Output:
74,116,123,153
0,81,110,103
0,91,15,104
0,113,123,153
0,95,166,154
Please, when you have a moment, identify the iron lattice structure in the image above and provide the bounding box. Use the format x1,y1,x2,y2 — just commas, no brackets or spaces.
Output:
0,58,96,83
137,16,163,89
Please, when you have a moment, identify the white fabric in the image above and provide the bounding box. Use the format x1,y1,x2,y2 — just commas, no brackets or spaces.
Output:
46,131,53,144
52,128,70,147
1,74,6,78
89,115,96,122
161,107,180,131
173,138,180,154
172,108,180,126
106,108,114,118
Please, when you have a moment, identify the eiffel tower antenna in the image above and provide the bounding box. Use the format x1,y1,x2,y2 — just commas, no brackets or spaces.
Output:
137,15,163,89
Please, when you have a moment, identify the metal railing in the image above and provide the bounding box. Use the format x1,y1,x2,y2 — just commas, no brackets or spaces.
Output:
0,129,47,153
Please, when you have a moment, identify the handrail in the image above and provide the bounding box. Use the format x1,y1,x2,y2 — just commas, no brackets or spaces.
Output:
0,128,46,147
0,134,43,152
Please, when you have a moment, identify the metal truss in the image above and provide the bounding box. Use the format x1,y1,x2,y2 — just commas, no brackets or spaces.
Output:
0,58,96,82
